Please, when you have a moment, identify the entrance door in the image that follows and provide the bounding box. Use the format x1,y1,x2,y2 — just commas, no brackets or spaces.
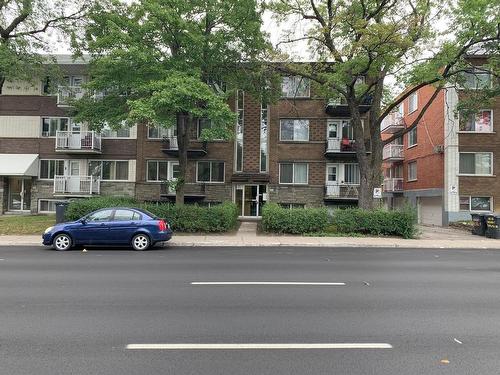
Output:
235,185,267,217
8,178,31,211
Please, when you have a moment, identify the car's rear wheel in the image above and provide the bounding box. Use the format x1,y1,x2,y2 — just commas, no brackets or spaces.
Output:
53,233,72,251
131,234,150,251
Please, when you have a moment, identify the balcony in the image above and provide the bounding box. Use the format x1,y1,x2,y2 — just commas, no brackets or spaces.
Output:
53,175,100,196
324,183,359,200
161,136,207,157
383,178,403,193
381,112,405,134
324,138,363,159
382,144,404,161
57,86,85,106
325,96,372,116
55,131,102,153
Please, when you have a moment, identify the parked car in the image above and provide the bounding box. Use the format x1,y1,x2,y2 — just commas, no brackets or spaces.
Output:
42,207,172,251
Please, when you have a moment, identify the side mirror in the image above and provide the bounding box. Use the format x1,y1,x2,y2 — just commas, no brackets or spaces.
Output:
79,218,87,224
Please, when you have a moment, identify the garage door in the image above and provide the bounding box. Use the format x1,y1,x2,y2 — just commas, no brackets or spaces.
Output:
419,197,443,226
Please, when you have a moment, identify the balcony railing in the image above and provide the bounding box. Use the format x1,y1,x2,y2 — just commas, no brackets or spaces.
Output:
57,86,85,106
383,178,403,192
54,175,100,195
55,131,101,153
164,136,178,150
325,183,359,198
381,112,404,133
326,138,356,153
382,144,404,160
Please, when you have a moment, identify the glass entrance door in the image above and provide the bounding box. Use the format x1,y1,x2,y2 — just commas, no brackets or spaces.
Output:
8,178,31,211
235,185,267,217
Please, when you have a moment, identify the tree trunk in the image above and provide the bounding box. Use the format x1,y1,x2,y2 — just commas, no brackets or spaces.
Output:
0,75,5,95
176,113,190,206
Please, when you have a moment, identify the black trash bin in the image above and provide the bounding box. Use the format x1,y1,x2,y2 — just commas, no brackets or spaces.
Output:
55,202,69,224
471,213,487,236
485,213,500,239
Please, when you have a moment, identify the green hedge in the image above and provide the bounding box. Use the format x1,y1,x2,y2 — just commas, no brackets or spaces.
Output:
261,203,330,234
330,207,417,238
65,197,238,233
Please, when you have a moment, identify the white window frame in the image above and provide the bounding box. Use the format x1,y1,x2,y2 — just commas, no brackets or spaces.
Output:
196,161,225,183
38,199,69,213
462,66,493,90
407,161,417,181
39,159,65,180
99,122,131,139
147,125,176,139
458,109,494,133
146,160,179,182
41,117,71,137
281,76,311,98
279,162,309,185
88,160,130,181
408,127,417,147
279,119,310,141
408,93,418,114
459,196,493,212
458,152,494,176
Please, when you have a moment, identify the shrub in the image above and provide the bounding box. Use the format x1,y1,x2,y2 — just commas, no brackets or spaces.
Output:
65,197,238,233
261,203,330,234
330,206,417,238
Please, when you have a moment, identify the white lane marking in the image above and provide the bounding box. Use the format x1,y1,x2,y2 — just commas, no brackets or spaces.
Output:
126,343,392,350
190,282,346,286
453,338,463,344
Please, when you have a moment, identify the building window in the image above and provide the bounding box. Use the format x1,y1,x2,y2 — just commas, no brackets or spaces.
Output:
281,76,310,98
279,203,305,209
197,161,225,183
88,161,129,181
196,201,222,208
280,119,309,141
408,127,417,147
39,160,64,179
398,103,404,116
260,103,268,173
459,110,493,132
41,118,69,137
408,93,418,113
100,123,130,138
460,196,492,211
408,161,417,181
147,160,179,182
459,152,493,175
38,199,69,213
344,164,360,184
279,163,308,184
462,67,492,89
235,90,244,172
148,126,176,139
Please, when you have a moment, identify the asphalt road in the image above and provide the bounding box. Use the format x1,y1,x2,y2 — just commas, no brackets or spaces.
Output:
1,245,500,374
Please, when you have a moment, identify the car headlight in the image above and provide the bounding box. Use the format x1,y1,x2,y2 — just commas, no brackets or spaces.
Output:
44,226,54,234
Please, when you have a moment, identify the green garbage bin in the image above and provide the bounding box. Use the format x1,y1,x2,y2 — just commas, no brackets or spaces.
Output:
485,213,500,239
471,213,487,236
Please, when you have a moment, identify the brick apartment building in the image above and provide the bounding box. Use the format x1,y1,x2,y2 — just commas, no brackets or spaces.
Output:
382,59,499,225
0,56,366,217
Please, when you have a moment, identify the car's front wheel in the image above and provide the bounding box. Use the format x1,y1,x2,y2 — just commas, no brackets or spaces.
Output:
53,233,72,251
131,234,150,251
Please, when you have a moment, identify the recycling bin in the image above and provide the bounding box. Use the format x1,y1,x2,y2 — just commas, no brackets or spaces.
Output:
55,202,69,224
471,213,487,236
485,213,500,239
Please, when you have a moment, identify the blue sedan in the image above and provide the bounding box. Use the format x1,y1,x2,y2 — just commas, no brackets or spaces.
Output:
42,207,173,251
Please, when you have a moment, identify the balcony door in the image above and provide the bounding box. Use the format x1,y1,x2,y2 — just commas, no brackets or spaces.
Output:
8,177,31,212
66,160,81,193
327,121,340,151
326,164,340,197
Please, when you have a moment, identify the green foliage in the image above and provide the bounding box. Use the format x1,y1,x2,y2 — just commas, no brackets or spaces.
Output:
65,197,238,232
330,207,418,239
261,203,330,234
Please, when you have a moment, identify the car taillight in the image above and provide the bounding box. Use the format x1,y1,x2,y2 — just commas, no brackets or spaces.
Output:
158,220,168,231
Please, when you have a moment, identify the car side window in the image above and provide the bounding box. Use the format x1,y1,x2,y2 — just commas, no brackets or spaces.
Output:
113,209,141,221
86,209,113,222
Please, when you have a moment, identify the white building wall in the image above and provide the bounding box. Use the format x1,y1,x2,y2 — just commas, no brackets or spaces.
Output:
2,80,42,96
0,116,40,138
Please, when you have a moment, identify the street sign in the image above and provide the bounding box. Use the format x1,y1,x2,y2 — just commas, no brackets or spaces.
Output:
373,188,382,198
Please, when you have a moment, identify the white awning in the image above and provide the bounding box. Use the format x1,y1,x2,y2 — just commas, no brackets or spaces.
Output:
0,154,39,176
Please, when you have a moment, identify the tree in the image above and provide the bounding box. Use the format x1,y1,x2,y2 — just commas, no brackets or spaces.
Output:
0,0,90,93
72,0,271,204
269,0,499,209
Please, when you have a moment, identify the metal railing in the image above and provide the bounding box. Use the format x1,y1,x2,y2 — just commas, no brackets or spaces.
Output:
57,86,85,106
325,183,359,198
383,178,403,192
382,144,403,160
54,175,100,195
381,112,404,132
164,136,178,150
55,131,101,152
326,138,356,152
